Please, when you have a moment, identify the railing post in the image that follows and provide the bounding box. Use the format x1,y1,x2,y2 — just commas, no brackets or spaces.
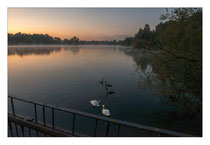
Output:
72,113,75,135
117,124,120,137
34,103,39,136
94,119,98,137
15,123,19,137
149,131,152,136
8,121,13,137
28,127,31,137
105,122,110,137
36,130,39,137
43,105,46,126
34,104,37,123
21,125,24,137
52,108,55,129
10,97,15,116
42,106,47,136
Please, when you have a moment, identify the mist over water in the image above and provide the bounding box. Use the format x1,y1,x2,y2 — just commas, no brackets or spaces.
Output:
8,45,201,136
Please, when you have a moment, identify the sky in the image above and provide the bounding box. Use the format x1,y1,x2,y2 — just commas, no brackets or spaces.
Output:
8,8,166,41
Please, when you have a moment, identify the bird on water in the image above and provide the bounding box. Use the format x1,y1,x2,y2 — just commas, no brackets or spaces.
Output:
90,100,101,107
102,105,111,116
106,91,115,95
99,78,104,86
105,81,112,87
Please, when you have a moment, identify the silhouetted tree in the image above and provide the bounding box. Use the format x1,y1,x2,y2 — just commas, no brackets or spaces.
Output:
54,37,62,44
69,36,80,45
133,24,156,49
8,33,124,45
8,33,60,45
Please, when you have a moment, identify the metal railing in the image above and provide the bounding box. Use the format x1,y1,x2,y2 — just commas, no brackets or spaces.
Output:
8,94,194,137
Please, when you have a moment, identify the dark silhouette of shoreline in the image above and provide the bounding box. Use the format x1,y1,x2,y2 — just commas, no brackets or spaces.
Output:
8,32,133,46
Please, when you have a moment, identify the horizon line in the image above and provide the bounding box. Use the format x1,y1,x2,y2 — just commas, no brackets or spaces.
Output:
8,32,133,41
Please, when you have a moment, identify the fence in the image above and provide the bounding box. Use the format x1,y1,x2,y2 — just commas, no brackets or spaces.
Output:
8,94,194,137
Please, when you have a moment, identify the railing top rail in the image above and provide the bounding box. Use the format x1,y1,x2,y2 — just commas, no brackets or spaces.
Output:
8,94,194,137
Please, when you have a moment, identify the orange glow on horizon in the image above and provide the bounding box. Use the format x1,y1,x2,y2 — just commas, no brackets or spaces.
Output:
8,8,165,41
8,9,126,41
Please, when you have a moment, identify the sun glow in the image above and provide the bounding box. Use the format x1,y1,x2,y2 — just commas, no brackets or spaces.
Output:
8,8,165,40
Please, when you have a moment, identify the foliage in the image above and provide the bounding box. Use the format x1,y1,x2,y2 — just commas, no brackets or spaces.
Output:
8,33,120,45
133,24,156,49
8,33,58,45
129,8,202,114
69,36,80,45
150,8,202,113
118,37,134,46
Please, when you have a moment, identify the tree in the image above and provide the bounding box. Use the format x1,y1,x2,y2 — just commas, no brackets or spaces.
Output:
149,8,202,114
69,36,80,45
133,24,156,49
62,39,70,45
54,37,62,44
122,37,134,46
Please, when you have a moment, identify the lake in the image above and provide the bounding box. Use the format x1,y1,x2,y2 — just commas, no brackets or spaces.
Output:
8,45,201,136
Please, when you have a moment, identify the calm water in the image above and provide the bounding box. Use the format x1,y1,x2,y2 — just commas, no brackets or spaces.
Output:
8,45,201,136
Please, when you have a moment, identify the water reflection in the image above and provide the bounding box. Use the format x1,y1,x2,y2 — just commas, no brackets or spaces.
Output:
8,45,124,56
63,46,80,54
125,48,201,136
8,45,201,136
123,49,153,72
124,48,201,111
8,45,62,56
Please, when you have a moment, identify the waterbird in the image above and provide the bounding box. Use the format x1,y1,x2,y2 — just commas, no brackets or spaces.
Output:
105,81,112,87
105,86,108,91
106,91,115,95
99,78,104,85
90,100,101,107
102,105,111,116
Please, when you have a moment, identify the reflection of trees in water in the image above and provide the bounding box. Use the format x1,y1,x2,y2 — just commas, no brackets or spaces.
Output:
132,52,152,72
123,49,153,72
79,45,122,51
8,46,62,56
123,49,154,90
8,45,126,57
63,46,80,54
151,54,202,115
126,48,201,136
125,48,201,117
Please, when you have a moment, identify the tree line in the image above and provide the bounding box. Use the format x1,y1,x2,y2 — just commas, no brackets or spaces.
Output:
8,33,80,45
8,32,131,45
131,8,202,114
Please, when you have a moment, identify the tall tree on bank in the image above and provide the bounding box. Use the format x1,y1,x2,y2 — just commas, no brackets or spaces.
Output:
133,24,156,49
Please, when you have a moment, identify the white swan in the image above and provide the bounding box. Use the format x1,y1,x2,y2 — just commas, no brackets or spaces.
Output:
102,105,111,116
90,100,101,107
